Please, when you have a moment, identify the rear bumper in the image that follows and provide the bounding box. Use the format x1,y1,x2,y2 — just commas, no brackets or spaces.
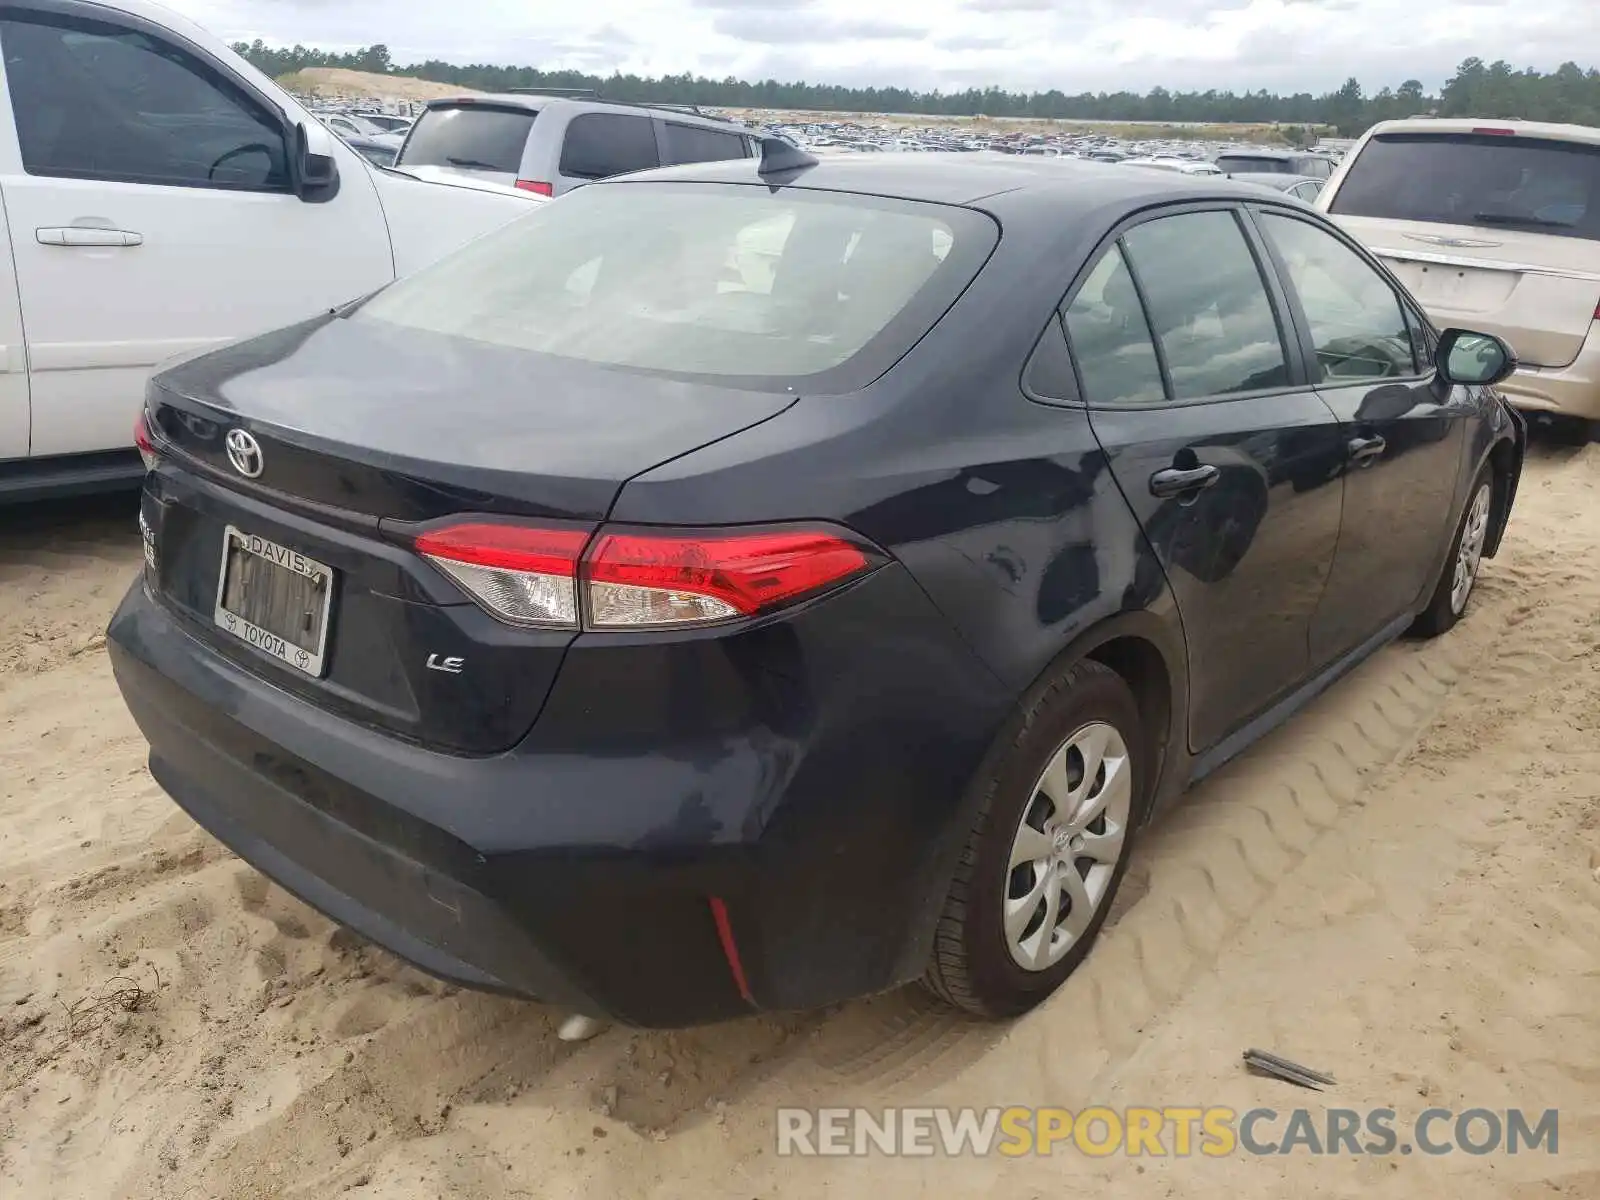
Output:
1497,323,1600,420
108,565,1011,1026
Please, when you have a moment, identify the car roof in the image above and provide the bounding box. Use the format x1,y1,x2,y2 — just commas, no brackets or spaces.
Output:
605,151,1311,210
1362,117,1600,147
1215,148,1305,160
420,94,749,132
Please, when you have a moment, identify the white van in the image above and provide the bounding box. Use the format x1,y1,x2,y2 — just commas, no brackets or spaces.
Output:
1318,119,1600,429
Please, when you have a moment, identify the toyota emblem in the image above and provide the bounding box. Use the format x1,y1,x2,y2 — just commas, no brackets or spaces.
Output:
225,429,264,478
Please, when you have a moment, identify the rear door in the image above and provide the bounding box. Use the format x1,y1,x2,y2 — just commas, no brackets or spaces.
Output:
1324,131,1600,368
1074,206,1347,752
0,3,393,459
0,183,25,459
1253,207,1465,664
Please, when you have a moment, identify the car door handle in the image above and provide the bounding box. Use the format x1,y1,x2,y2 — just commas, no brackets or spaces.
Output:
1347,435,1387,464
36,226,143,247
1149,464,1221,498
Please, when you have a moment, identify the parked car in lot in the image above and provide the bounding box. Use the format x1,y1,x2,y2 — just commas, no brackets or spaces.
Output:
1318,118,1600,432
318,112,404,153
350,111,414,137
1215,148,1337,180
1122,156,1222,175
109,150,1525,1027
1229,172,1325,202
341,134,398,168
393,92,757,197
0,0,538,502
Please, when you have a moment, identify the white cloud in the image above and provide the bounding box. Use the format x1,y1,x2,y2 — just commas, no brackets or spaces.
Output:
162,0,1596,95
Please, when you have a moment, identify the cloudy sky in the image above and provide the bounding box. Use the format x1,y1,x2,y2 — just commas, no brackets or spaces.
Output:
164,0,1598,96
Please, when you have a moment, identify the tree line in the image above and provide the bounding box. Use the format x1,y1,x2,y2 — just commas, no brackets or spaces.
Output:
231,42,1600,135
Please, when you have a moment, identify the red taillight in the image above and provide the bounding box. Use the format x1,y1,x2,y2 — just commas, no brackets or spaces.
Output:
514,179,553,196
1472,127,1516,137
133,410,158,471
413,523,876,630
584,529,871,628
414,523,588,628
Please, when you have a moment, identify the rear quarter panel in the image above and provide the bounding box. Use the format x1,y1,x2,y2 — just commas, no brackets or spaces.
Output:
610,190,1190,772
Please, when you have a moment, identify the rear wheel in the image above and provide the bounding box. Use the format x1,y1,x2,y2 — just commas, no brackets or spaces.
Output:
1411,466,1493,639
923,659,1144,1017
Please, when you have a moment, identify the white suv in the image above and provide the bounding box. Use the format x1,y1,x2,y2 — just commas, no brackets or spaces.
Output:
394,93,757,198
1318,118,1600,427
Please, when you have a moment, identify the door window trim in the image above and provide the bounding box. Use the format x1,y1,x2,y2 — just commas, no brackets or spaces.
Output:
1050,200,1312,411
1242,203,1436,393
1021,311,1082,405
0,0,295,193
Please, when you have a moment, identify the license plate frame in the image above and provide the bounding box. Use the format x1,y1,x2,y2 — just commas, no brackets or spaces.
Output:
212,526,335,678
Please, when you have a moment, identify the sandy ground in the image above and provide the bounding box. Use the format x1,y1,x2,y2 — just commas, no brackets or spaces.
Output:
4,443,1600,1198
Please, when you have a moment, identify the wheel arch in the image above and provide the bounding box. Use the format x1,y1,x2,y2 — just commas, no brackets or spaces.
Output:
1482,427,1522,559
1023,607,1190,824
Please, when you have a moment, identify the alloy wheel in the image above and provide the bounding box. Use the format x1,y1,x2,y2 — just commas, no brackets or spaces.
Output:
1003,721,1132,972
1450,482,1492,614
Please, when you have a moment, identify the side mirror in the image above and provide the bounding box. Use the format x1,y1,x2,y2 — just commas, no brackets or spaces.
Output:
293,120,341,201
1435,327,1517,387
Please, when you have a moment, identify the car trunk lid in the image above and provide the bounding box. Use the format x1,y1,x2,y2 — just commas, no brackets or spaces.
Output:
1335,213,1600,368
394,100,536,192
143,315,795,754
1325,129,1600,368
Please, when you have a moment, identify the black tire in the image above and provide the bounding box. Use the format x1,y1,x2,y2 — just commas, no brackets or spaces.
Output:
923,658,1146,1017
1410,464,1494,639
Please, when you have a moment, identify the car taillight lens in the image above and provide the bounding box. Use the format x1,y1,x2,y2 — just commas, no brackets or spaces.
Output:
133,410,158,471
584,529,873,628
414,523,588,628
414,523,879,630
514,179,553,196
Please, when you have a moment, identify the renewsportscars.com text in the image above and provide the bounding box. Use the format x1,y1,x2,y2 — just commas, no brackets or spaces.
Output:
775,1106,1559,1158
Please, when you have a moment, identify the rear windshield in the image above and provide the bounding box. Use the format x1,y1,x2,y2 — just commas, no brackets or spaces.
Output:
395,104,535,173
1329,133,1600,240
1217,155,1292,174
353,182,996,392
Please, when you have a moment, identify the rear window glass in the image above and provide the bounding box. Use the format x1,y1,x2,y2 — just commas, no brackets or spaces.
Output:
353,182,995,392
660,122,748,166
1217,155,1293,175
559,113,659,179
1329,133,1600,240
395,105,534,173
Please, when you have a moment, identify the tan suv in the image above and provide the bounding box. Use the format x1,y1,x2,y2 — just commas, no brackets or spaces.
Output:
1317,118,1600,425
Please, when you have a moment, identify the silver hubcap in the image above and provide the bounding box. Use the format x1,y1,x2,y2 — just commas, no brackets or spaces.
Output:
1003,721,1132,972
1450,483,1491,614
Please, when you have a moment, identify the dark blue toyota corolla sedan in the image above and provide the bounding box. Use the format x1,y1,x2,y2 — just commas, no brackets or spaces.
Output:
109,146,1525,1026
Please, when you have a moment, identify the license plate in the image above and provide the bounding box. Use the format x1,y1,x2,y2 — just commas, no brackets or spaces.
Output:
212,526,334,677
